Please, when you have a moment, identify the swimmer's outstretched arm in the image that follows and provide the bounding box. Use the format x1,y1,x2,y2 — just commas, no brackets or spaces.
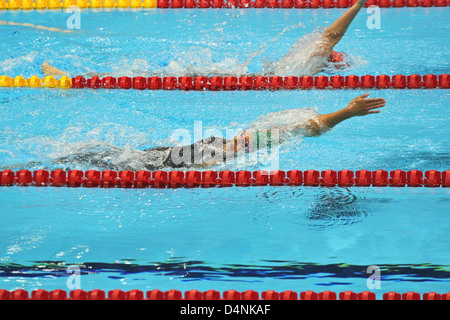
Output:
226,92,385,153
42,62,67,77
42,61,112,78
305,93,386,136
308,0,367,61
201,93,385,166
42,62,111,78
322,0,367,48
0,20,75,33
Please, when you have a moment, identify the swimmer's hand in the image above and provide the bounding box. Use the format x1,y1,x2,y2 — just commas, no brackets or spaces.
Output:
344,93,386,117
311,92,385,135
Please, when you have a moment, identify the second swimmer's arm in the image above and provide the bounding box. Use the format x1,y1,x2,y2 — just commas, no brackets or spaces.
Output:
304,93,386,136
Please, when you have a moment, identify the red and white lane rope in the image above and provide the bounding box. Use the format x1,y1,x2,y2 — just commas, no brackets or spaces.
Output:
1,169,448,188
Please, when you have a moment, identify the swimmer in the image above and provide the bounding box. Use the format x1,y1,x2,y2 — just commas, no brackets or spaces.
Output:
55,92,385,171
40,0,368,77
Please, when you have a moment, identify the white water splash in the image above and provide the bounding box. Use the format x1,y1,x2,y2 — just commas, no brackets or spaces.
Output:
248,107,320,142
102,26,361,78
3,106,323,172
159,47,249,77
105,27,341,78
1,24,363,78
261,27,328,76
1,123,152,171
0,51,39,75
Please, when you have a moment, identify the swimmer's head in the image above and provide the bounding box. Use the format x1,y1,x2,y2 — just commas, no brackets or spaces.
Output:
329,51,350,69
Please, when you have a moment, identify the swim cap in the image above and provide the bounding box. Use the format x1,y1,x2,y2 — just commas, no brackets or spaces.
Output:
329,50,344,63
328,51,350,69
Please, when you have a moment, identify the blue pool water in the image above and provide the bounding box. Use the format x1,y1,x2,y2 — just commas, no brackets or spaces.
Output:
0,8,449,296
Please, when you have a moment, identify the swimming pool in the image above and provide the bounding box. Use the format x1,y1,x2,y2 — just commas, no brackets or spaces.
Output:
0,7,449,299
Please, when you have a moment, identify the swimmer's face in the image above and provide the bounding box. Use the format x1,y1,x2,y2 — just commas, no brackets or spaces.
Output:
224,139,236,154
231,131,251,153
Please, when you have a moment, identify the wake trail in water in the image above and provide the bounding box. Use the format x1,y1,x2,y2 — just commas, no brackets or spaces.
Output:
1,25,361,78
2,108,322,172
101,27,350,78
0,21,362,171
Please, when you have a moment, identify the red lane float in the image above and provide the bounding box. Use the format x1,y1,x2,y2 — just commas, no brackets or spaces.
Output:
1,289,448,300
67,74,449,90
1,169,448,188
156,0,449,7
